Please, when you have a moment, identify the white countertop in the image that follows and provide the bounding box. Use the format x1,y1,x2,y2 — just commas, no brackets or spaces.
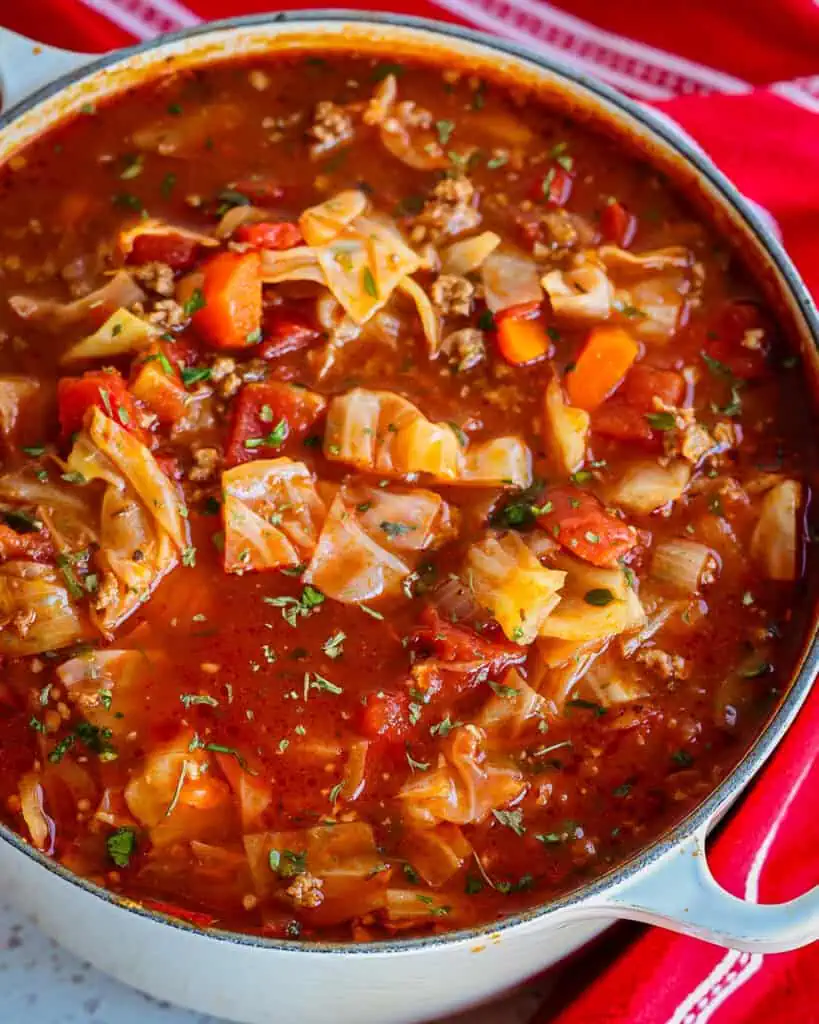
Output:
0,897,552,1024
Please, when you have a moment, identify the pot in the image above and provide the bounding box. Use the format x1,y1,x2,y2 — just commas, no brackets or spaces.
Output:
0,13,817,1024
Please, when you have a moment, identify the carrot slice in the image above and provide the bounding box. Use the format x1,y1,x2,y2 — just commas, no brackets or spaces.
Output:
565,325,640,411
496,314,550,366
192,251,262,350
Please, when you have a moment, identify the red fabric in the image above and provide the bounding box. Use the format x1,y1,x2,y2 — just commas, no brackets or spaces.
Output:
2,3,818,1023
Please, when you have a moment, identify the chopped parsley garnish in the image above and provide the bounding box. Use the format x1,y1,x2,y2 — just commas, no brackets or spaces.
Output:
21,444,46,457
182,546,197,568
487,153,508,170
322,631,346,659
584,588,615,606
183,288,206,316
566,697,606,716
379,520,413,538
671,749,694,767
244,419,288,449
436,120,455,145
181,366,211,388
160,172,177,198
488,680,519,699
112,192,143,212
56,553,84,599
328,781,344,804
264,585,324,627
120,153,144,180
304,672,343,697
645,411,676,431
492,808,525,836
268,848,307,878
429,715,462,738
405,745,430,772
477,309,495,331
362,267,378,298
188,733,255,773
106,827,137,868
403,863,420,885
360,604,384,620
180,693,219,708
217,188,251,210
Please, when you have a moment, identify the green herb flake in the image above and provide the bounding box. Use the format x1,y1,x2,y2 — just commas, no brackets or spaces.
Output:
322,631,346,660
244,419,288,450
645,411,676,431
106,827,137,868
362,267,378,299
492,808,525,836
120,153,144,180
436,120,455,145
584,588,614,606
371,62,405,82
183,288,206,316
181,366,211,388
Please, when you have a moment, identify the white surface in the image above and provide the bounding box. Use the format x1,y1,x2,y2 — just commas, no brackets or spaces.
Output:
0,897,551,1024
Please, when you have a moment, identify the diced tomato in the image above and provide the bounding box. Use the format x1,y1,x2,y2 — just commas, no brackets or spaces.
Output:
141,900,217,928
621,364,686,410
224,380,326,467
530,164,573,207
231,178,285,204
153,452,181,480
57,369,143,442
127,233,199,270
258,306,321,360
359,690,412,742
408,607,525,675
130,342,188,426
0,523,54,562
192,251,262,350
235,221,303,250
591,402,658,445
703,301,770,380
600,200,637,247
535,486,637,567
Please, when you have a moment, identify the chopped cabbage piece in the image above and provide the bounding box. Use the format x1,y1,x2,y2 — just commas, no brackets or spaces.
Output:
466,532,566,644
305,482,456,603
61,308,158,364
750,479,802,581
324,388,531,488
0,561,86,655
398,724,525,827
481,249,543,313
542,376,589,475
299,190,369,246
442,231,501,276
607,459,691,514
542,261,613,322
221,458,326,574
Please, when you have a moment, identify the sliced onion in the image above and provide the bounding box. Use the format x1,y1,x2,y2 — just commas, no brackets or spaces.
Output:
607,459,691,515
542,262,613,322
397,277,439,354
19,771,52,851
651,539,715,594
119,218,219,255
10,271,145,332
441,231,501,276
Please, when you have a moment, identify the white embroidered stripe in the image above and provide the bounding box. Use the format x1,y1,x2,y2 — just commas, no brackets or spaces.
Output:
436,0,751,96
78,0,199,39
667,755,813,1024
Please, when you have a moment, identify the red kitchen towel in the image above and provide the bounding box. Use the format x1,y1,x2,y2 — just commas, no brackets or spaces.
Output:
1,3,818,1024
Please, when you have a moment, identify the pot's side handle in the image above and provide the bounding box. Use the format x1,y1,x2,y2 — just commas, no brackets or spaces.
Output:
0,29,93,113
599,826,819,953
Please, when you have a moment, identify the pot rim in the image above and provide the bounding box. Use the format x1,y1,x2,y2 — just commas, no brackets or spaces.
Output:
0,8,817,958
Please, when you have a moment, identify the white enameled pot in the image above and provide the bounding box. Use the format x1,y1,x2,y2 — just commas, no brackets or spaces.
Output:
0,14,817,1024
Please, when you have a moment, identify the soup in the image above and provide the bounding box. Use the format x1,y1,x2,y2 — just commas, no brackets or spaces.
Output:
0,51,812,942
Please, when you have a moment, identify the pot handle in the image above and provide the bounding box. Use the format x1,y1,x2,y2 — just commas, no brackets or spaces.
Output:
0,29,93,113
599,823,819,953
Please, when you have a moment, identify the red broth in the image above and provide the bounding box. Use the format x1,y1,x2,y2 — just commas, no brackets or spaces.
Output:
0,53,813,941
